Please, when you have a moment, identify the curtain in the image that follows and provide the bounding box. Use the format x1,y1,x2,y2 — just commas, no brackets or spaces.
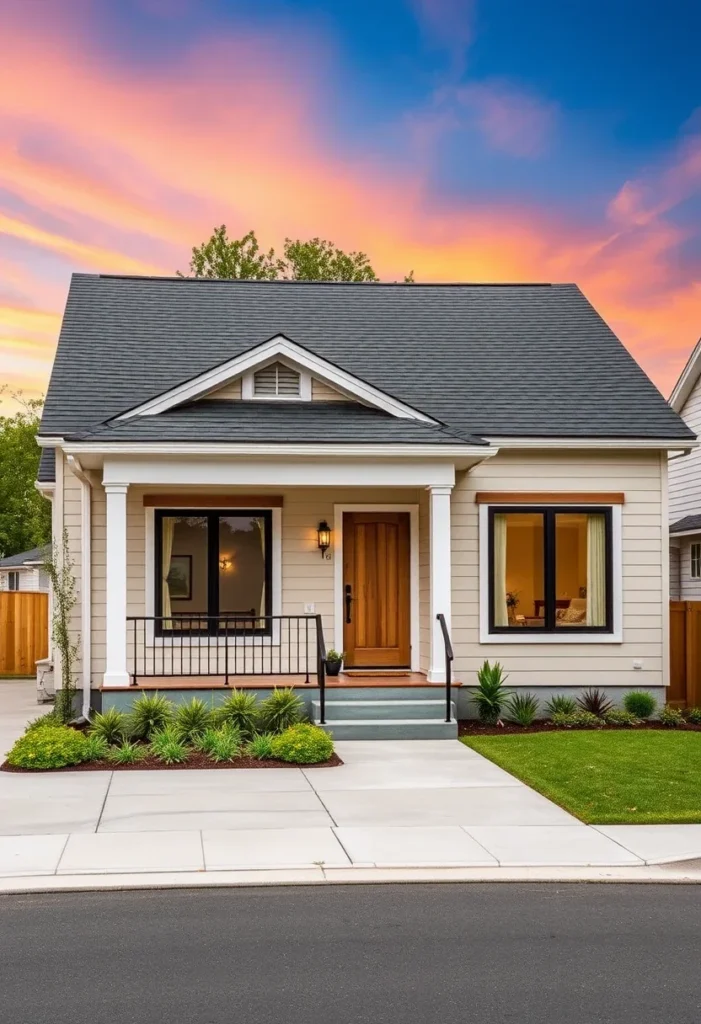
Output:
586,514,606,626
161,517,175,627
493,513,509,627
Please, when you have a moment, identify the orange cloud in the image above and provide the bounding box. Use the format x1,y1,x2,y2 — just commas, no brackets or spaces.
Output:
0,5,698,406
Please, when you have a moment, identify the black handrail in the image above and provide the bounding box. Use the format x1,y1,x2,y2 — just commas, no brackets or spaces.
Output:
127,614,321,686
315,613,327,725
436,613,454,723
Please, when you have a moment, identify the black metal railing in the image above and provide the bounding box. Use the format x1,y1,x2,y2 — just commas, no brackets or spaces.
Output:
315,613,326,725
127,614,325,688
436,613,454,723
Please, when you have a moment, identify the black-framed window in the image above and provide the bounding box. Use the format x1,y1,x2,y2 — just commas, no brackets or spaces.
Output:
691,542,701,580
488,507,613,634
155,509,273,635
8,571,20,592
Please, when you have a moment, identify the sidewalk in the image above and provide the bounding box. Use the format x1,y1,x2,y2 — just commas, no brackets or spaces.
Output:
1,739,701,890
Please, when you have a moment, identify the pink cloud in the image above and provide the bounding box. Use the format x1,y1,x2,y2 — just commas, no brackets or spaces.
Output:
454,81,557,157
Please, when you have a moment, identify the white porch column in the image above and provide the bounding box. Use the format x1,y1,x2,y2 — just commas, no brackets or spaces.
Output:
104,482,130,687
427,484,453,683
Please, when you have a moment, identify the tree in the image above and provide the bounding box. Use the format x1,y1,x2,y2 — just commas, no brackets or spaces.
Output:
180,227,412,282
43,529,78,723
0,389,51,558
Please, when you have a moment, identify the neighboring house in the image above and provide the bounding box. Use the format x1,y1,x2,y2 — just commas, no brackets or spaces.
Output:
0,546,50,592
668,338,701,600
35,275,694,736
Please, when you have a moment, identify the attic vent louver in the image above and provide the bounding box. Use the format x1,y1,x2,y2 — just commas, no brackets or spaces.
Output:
253,362,301,398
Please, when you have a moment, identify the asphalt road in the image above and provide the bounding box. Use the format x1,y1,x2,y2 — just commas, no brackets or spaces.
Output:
1,883,700,1023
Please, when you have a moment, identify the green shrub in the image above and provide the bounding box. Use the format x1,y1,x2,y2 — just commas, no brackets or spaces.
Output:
576,688,613,717
660,705,685,728
107,740,147,765
258,688,304,734
149,725,190,764
604,709,641,726
174,698,212,741
83,734,110,761
215,690,260,738
270,723,334,764
194,725,242,763
7,725,91,769
247,733,276,760
686,707,701,725
506,692,539,727
472,661,511,724
89,707,129,745
551,710,601,729
544,695,577,717
623,691,657,720
25,710,60,732
128,694,174,740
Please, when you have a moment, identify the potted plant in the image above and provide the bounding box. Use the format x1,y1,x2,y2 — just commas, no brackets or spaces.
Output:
325,650,345,676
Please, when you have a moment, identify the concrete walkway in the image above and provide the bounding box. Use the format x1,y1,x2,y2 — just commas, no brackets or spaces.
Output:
1,738,701,888
0,678,45,759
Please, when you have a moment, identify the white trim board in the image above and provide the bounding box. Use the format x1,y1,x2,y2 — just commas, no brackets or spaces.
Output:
478,502,624,645
115,335,437,423
333,504,420,672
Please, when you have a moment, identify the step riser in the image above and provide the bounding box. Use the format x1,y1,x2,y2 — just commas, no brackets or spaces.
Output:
320,722,458,740
321,687,454,702
312,700,457,721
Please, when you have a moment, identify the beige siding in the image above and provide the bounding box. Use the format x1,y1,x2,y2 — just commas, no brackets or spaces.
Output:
202,378,242,400
62,455,84,684
418,489,430,673
311,378,350,401
452,449,665,689
669,377,701,521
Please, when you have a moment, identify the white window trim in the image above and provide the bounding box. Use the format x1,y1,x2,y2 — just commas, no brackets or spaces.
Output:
117,334,436,423
241,358,312,402
691,542,701,580
145,504,282,647
478,503,623,644
333,503,420,671
7,570,21,591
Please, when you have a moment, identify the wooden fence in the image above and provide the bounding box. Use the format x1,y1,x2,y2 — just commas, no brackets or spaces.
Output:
669,601,701,707
0,592,49,677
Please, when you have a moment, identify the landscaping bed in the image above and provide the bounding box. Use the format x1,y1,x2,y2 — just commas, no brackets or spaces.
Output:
459,719,701,736
462,730,701,824
2,751,343,773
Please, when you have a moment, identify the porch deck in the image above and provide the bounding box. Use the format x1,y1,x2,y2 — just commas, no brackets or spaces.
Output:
103,671,462,691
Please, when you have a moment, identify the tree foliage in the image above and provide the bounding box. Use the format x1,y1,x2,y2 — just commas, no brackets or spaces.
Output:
0,389,51,558
180,227,413,283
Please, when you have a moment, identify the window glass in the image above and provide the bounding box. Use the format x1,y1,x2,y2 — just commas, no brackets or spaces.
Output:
218,516,267,620
691,543,701,580
161,516,208,626
8,571,19,591
493,512,545,627
555,513,606,628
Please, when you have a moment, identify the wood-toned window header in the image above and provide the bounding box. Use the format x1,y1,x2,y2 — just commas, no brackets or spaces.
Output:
143,494,283,508
475,492,625,505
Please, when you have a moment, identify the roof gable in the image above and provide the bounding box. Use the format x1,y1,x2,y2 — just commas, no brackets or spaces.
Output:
115,334,436,423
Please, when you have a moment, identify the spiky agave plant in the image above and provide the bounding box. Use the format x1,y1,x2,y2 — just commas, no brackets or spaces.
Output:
472,661,511,725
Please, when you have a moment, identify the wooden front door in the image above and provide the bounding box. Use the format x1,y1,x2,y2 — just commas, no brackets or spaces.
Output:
343,512,411,668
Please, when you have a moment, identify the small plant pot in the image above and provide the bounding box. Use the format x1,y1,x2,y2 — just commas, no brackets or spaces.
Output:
325,659,342,677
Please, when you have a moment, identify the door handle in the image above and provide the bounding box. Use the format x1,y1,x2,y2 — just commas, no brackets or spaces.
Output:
345,584,353,624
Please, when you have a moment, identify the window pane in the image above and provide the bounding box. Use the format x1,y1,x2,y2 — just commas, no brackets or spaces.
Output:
161,516,208,626
218,515,267,621
494,512,545,627
555,513,606,627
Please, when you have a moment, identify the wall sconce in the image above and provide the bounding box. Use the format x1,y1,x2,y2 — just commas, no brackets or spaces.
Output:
317,520,331,559
219,557,233,572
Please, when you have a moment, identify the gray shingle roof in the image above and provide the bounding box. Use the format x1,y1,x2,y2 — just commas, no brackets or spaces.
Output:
37,448,55,483
670,515,701,535
39,275,694,443
70,401,480,445
0,545,50,568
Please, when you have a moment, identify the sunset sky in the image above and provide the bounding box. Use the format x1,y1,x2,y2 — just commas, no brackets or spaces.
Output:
1,0,700,408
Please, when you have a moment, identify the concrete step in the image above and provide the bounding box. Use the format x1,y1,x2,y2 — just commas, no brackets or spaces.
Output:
318,718,458,740
312,699,456,722
320,686,455,702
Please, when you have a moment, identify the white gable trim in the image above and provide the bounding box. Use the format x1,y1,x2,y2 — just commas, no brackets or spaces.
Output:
115,335,437,423
670,336,701,413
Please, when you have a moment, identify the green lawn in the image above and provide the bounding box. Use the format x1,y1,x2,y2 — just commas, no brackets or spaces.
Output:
462,730,701,824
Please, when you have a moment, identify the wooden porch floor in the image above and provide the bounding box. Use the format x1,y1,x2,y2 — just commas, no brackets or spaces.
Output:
103,671,461,691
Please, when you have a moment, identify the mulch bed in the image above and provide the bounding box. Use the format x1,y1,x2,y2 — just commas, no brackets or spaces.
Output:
458,719,701,736
1,751,344,773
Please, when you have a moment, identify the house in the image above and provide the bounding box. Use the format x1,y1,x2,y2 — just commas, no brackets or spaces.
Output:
0,546,50,592
35,274,694,737
668,338,701,599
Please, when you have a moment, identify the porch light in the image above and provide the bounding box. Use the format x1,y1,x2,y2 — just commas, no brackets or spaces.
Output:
317,520,331,559
219,557,233,572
